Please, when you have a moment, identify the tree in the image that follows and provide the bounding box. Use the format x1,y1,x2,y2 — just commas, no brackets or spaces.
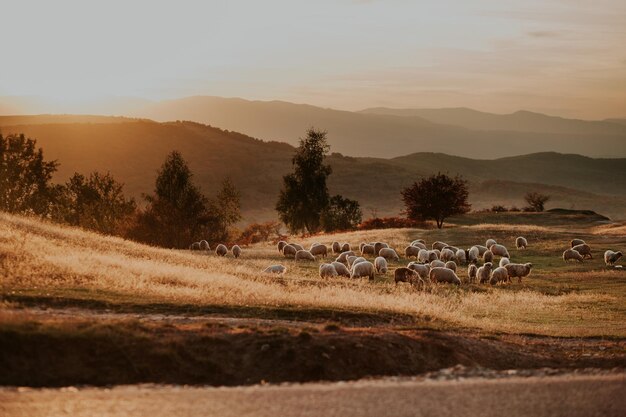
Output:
56,172,136,234
524,192,550,212
321,195,362,232
207,178,242,243
0,134,58,216
402,173,471,229
276,128,332,234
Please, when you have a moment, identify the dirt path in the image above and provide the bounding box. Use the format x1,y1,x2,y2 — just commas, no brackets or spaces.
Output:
2,373,625,417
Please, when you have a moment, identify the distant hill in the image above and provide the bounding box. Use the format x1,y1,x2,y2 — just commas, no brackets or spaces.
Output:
130,96,626,159
2,116,626,221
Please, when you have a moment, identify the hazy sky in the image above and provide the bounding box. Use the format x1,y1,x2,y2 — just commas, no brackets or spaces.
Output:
1,0,625,119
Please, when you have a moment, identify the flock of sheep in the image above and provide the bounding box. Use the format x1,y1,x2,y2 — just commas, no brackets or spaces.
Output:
562,238,623,267
190,240,242,258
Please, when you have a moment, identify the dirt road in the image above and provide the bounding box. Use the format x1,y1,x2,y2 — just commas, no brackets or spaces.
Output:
2,373,624,417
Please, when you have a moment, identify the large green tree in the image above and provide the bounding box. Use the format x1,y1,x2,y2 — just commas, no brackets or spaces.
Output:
321,195,362,232
207,178,242,243
276,128,332,234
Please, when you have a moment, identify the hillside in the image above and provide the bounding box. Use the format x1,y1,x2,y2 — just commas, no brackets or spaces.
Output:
2,116,626,221
129,96,626,159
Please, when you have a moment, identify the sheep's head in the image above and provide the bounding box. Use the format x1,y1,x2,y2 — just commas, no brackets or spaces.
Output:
484,262,493,271
616,251,623,259
526,263,533,269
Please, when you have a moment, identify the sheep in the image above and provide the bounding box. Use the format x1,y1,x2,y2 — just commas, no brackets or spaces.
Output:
486,239,497,249
394,267,420,285
231,245,242,258
430,260,446,268
378,248,400,262
374,256,388,274
374,242,389,256
429,267,461,285
572,243,592,259
189,242,201,251
468,246,480,264
331,261,351,277
263,264,287,274
443,245,460,253
411,239,426,246
411,241,427,250
359,242,366,253
571,239,586,248
490,266,510,285
468,264,478,283
295,250,316,262
474,245,489,256
432,249,441,258
199,240,210,251
332,241,341,254
504,263,533,283
440,248,456,262
291,243,305,251
336,251,356,264
215,244,228,257
477,262,493,284
432,241,448,251
563,249,584,263
277,241,288,253
347,256,367,268
319,263,338,278
310,244,328,258
404,245,421,259
499,257,510,267
490,244,510,258
515,237,528,249
428,250,440,262
407,262,430,280
341,243,351,252
361,244,376,257
350,261,375,280
282,244,298,258
604,250,623,266
483,250,493,263
455,249,467,265
445,261,457,272
418,249,430,264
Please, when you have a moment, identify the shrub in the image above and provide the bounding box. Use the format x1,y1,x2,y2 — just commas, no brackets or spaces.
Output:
359,216,424,230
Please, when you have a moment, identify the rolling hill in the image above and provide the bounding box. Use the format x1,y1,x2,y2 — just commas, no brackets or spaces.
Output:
1,115,626,221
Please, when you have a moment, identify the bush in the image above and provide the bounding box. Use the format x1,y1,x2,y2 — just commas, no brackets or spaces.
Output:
358,217,424,230
490,205,507,213
237,221,282,245
320,195,362,232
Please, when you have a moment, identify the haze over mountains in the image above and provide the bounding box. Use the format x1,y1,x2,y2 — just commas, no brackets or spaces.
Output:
1,115,625,221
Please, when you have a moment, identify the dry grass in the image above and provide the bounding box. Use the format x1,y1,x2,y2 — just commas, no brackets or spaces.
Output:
1,213,625,337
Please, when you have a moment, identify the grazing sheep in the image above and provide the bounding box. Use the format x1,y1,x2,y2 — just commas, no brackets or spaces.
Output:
291,243,305,251
571,239,586,248
429,267,461,285
504,263,533,283
455,249,467,265
295,250,316,261
428,250,440,262
483,250,494,263
361,244,376,257
359,242,366,252
432,241,448,251
418,249,430,264
411,241,427,250
277,241,288,253
341,243,351,252
604,250,623,266
374,242,389,256
231,245,242,258
199,240,210,251
499,257,510,267
405,245,421,259
331,261,351,277
477,262,493,284
443,245,460,253
378,248,400,261
563,249,584,263
515,237,528,249
348,256,367,268
189,242,201,251
490,266,510,285
440,248,455,262
374,256,388,274
215,244,228,257
411,239,426,246
445,261,457,272
572,243,592,259
407,262,431,280
350,261,375,280
474,245,489,256
310,244,328,258
430,260,446,268
336,251,356,264
394,267,420,285
468,264,478,283
490,244,510,258
468,246,480,264
332,241,341,254
319,263,338,278
264,264,287,274
486,239,497,249
282,244,298,258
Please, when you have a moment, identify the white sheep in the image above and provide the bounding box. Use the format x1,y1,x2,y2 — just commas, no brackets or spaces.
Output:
483,250,493,263
378,248,400,261
455,249,467,265
374,256,388,274
319,263,338,278
468,246,480,264
440,248,455,262
428,250,440,262
215,244,228,257
361,244,376,256
468,264,478,283
332,241,341,254
563,249,584,263
411,241,427,250
477,262,493,284
429,267,461,285
350,261,375,280
263,264,287,274
515,237,528,249
231,245,242,258
571,239,586,248
418,249,430,264
486,239,497,249
310,244,328,258
295,250,315,261
331,261,351,277
474,245,489,256
407,262,430,280
347,256,367,268
490,244,510,258
504,263,533,283
499,257,510,267
374,242,389,256
432,241,448,251
199,240,210,251
445,261,457,272
572,244,592,259
282,244,298,258
335,251,356,264
430,260,446,268
404,245,421,259
604,250,623,266
490,266,510,285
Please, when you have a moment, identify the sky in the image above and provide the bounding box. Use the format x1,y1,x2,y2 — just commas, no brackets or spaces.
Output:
1,0,625,119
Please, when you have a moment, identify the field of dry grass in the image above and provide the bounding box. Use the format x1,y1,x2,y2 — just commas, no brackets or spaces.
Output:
2,212,625,338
